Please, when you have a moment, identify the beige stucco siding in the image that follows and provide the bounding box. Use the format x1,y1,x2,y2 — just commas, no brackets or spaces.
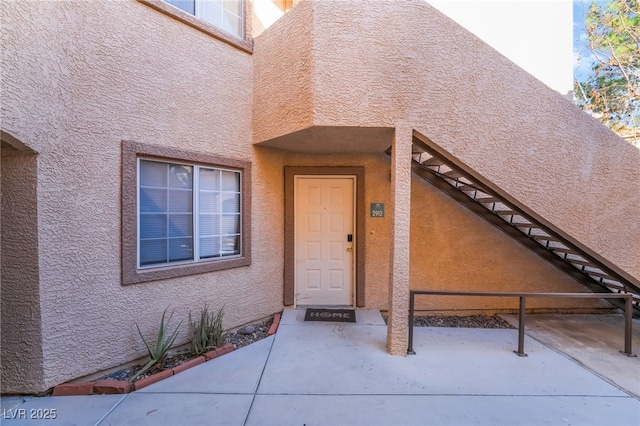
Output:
1,149,44,393
1,0,282,392
409,177,610,313
279,152,606,314
254,0,640,280
253,0,315,144
319,0,640,279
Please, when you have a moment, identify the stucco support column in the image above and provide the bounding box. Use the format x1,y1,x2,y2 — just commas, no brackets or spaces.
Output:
386,125,412,355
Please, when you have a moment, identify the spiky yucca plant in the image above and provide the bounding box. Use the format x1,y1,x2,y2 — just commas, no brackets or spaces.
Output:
189,305,225,356
131,308,183,382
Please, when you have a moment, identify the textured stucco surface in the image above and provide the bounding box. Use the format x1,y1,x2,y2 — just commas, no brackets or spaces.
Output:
253,0,315,145
254,0,640,281
1,147,45,393
1,0,282,392
387,126,412,355
409,177,611,313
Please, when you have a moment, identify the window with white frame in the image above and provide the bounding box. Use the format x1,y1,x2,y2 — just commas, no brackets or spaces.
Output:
164,0,243,38
138,158,242,268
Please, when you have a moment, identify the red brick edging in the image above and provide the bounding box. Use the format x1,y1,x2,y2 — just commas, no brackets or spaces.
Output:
94,379,133,394
133,369,174,391
203,343,234,361
171,355,206,375
52,382,95,396
52,312,282,396
267,312,281,336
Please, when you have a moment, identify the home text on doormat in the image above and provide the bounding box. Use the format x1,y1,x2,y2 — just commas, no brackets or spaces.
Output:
304,309,356,323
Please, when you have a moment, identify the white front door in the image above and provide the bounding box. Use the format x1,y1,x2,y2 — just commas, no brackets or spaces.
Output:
294,176,355,306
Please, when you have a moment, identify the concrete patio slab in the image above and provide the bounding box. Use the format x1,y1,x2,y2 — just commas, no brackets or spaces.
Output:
100,393,253,426
246,394,640,426
502,313,640,398
0,396,31,411
136,336,274,394
259,316,628,396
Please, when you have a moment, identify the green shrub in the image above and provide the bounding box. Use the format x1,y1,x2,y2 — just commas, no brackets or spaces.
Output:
189,305,225,356
131,308,183,382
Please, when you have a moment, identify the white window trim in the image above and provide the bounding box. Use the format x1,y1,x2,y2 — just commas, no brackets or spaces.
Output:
136,157,243,270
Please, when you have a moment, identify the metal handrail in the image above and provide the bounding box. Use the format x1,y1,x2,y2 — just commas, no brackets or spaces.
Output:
407,290,635,357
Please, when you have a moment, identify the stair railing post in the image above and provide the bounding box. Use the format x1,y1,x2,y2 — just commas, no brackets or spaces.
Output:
623,295,634,356
515,296,528,357
408,290,416,355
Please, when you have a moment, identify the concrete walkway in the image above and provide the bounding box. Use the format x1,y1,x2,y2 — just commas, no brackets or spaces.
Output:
500,313,640,399
1,310,639,425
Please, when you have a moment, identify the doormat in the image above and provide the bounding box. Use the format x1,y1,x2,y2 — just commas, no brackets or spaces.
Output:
304,309,356,323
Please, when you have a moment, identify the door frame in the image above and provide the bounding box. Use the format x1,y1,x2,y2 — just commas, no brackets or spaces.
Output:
284,167,365,307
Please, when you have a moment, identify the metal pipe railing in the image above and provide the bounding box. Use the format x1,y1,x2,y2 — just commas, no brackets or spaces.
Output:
407,290,634,357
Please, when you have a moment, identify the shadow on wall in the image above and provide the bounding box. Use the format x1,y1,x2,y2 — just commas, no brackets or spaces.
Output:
1,130,46,393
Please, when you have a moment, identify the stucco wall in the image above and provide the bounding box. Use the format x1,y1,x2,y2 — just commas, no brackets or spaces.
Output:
409,177,610,313
254,0,640,281
279,151,605,314
1,0,283,392
0,148,44,393
253,0,315,143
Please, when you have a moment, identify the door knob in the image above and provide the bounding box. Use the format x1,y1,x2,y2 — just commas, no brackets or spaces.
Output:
347,246,353,252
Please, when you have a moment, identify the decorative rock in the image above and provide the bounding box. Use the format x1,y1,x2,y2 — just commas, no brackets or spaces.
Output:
382,314,514,329
238,325,257,335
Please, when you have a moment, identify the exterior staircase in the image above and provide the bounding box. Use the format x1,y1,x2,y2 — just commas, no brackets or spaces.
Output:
402,131,640,317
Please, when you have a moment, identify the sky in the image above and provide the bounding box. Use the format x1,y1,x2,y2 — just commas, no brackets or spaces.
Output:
428,0,575,94
573,0,608,83
430,0,615,94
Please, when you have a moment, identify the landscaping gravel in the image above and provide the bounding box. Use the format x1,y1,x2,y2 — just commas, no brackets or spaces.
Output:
224,318,272,349
382,314,514,329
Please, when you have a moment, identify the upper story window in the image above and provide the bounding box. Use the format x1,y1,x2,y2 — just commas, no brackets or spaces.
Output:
165,0,243,38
